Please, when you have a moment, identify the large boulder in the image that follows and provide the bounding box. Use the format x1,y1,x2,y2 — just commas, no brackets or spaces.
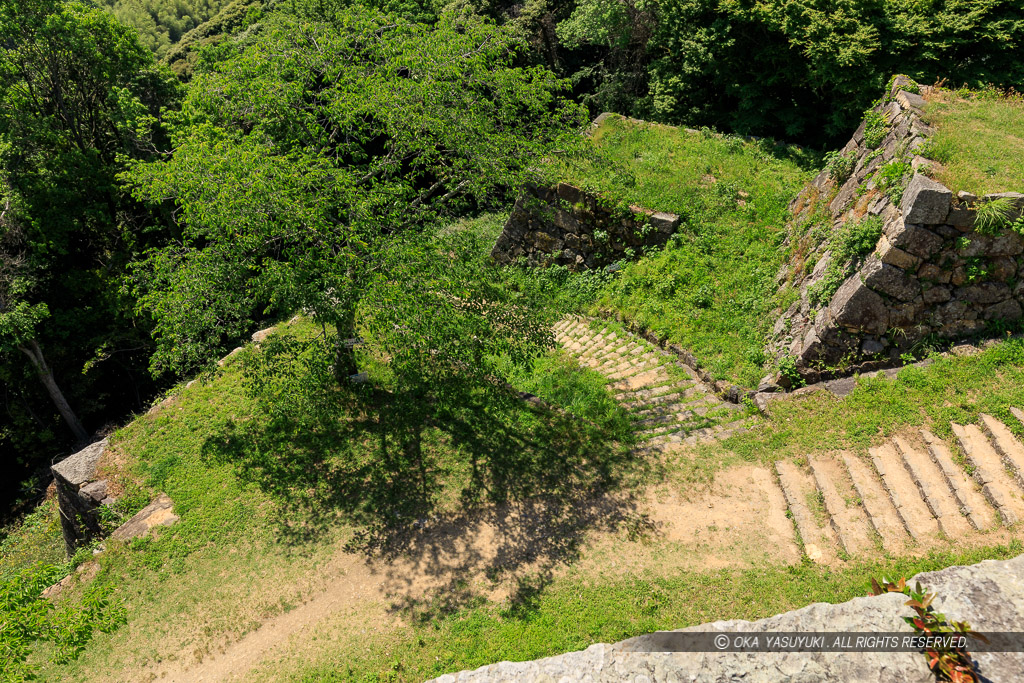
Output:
901,173,952,224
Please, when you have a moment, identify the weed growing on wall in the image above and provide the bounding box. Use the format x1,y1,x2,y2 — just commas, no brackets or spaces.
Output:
862,110,890,149
808,216,884,307
823,149,858,183
973,197,1017,234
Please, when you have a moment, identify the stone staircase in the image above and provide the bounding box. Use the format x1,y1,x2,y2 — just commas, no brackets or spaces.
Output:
776,411,1024,562
553,317,753,449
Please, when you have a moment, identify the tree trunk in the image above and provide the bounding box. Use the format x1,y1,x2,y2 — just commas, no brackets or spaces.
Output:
334,308,359,381
19,339,88,443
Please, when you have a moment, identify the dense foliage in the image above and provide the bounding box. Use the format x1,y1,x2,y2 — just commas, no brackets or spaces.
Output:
0,0,179,504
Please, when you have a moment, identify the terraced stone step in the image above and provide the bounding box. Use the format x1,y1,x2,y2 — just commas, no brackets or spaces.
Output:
555,316,753,448
869,443,941,542
775,460,839,564
892,436,972,538
921,430,996,531
952,423,1024,525
840,452,909,554
979,414,1024,489
808,456,875,557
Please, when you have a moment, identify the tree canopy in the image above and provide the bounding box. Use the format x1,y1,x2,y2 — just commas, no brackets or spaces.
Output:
125,5,587,396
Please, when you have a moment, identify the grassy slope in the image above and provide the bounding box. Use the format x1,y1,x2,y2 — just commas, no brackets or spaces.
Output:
554,115,815,386
924,91,1024,196
2,329,1020,681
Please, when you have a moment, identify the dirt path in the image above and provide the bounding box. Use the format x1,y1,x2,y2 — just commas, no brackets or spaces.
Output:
148,463,799,682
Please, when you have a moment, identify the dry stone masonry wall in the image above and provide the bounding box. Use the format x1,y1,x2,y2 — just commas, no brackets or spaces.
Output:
490,182,680,270
771,76,1024,384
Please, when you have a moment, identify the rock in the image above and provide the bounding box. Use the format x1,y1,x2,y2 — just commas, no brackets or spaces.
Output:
992,256,1017,281
922,285,952,304
78,480,109,505
862,256,921,302
756,376,780,393
916,263,951,284
946,204,974,229
901,173,952,224
52,439,107,488
110,493,179,543
885,218,944,259
895,90,926,110
861,339,885,355
430,554,1024,683
989,232,1024,257
251,326,275,344
984,299,1023,321
956,283,1011,305
875,235,920,270
556,182,583,205
828,276,889,335
650,212,680,233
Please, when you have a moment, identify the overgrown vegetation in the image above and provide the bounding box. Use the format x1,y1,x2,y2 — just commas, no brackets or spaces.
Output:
551,115,812,385
808,215,884,307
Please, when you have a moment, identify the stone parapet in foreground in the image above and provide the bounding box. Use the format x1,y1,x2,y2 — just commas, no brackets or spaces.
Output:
430,552,1024,682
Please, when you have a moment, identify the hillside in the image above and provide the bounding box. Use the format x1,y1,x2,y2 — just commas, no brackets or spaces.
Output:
5,75,1024,681
4,0,1024,676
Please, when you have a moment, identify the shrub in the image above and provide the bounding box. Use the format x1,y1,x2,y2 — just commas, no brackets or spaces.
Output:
875,158,913,204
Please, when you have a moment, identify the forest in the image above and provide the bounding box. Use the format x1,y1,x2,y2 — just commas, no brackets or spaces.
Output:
1,0,1024,521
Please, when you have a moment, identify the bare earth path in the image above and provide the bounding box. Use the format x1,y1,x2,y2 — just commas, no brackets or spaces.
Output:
147,319,1024,681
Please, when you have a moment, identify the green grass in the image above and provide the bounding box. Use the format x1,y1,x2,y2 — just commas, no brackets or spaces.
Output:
551,115,814,386
281,543,1022,682
923,90,1024,196
701,336,1024,470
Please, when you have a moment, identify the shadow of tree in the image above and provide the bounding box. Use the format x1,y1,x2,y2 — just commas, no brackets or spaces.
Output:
201,372,657,620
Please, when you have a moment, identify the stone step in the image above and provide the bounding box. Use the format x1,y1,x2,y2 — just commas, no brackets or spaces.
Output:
630,397,712,419
840,452,909,554
892,436,973,538
808,455,875,557
630,389,704,417
952,423,1024,525
979,414,1024,489
921,430,997,531
611,368,673,392
868,443,941,542
1011,407,1024,428
607,359,663,381
775,461,839,564
615,384,681,403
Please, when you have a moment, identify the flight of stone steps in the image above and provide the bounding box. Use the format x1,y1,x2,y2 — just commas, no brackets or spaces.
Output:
553,317,753,449
776,409,1024,563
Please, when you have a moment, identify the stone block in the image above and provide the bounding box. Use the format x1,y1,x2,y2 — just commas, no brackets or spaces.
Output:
946,204,974,229
901,173,952,224
862,256,921,301
875,234,920,270
917,263,951,284
956,282,1011,305
985,299,1023,321
829,275,889,334
895,90,926,110
990,232,1024,257
52,439,107,488
993,256,1017,281
552,209,579,234
556,182,583,205
650,211,680,233
885,217,944,258
923,285,952,304
79,480,109,505
957,235,990,258
861,338,885,355
110,493,179,543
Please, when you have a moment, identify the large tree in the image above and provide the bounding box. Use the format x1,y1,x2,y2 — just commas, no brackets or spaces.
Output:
126,4,587,395
0,0,179,455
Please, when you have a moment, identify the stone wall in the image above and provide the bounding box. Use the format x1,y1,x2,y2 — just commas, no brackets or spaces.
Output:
51,439,112,556
490,183,680,270
770,76,1024,383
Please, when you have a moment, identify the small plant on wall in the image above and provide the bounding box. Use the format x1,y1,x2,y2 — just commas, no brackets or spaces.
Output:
870,576,986,683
